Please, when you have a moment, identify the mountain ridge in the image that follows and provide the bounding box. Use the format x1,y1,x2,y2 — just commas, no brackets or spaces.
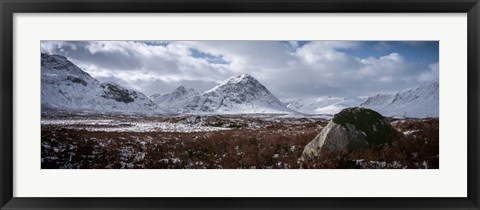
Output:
361,81,439,118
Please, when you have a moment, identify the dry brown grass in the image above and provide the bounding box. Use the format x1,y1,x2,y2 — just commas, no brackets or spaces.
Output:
41,115,324,169
41,116,438,169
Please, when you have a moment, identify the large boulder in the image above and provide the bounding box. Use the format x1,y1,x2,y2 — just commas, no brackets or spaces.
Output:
302,107,397,158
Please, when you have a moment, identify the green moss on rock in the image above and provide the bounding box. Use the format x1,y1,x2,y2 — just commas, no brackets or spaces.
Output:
332,107,395,146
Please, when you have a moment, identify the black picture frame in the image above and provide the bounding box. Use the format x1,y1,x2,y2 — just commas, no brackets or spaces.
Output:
1,0,479,209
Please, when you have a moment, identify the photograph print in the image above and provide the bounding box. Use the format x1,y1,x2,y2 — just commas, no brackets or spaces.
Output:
41,41,439,169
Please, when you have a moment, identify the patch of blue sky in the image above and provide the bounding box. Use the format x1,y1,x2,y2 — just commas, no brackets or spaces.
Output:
190,48,230,64
280,41,310,52
140,41,170,47
339,41,439,65
279,40,438,65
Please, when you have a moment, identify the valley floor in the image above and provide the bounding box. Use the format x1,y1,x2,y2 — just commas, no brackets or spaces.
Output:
41,114,438,169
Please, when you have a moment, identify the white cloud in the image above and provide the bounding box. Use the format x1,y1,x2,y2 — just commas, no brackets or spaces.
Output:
41,41,78,55
41,41,438,98
419,62,439,82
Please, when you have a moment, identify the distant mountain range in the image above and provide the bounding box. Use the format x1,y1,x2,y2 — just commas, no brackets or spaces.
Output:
284,96,366,115
42,53,439,118
361,82,439,117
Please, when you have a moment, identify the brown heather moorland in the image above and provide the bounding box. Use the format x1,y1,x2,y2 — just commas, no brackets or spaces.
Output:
41,115,438,169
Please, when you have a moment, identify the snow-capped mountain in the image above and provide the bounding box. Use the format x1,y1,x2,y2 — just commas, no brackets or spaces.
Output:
312,97,367,115
150,86,198,107
41,53,438,118
170,74,295,114
284,96,358,115
359,93,396,111
41,53,165,114
361,82,439,118
285,82,439,118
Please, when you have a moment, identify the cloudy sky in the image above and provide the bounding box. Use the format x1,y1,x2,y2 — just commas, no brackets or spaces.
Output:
41,41,439,99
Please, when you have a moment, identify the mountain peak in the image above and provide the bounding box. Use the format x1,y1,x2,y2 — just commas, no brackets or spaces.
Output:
226,74,256,84
41,53,93,80
41,53,72,69
208,74,262,93
41,52,67,60
173,85,187,93
173,74,294,114
150,85,197,106
171,85,196,97
238,74,254,79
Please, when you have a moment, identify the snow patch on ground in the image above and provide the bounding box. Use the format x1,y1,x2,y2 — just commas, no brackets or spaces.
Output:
403,130,419,136
41,119,231,133
41,119,115,125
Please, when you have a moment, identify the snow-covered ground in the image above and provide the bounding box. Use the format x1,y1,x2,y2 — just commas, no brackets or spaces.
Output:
41,119,231,133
